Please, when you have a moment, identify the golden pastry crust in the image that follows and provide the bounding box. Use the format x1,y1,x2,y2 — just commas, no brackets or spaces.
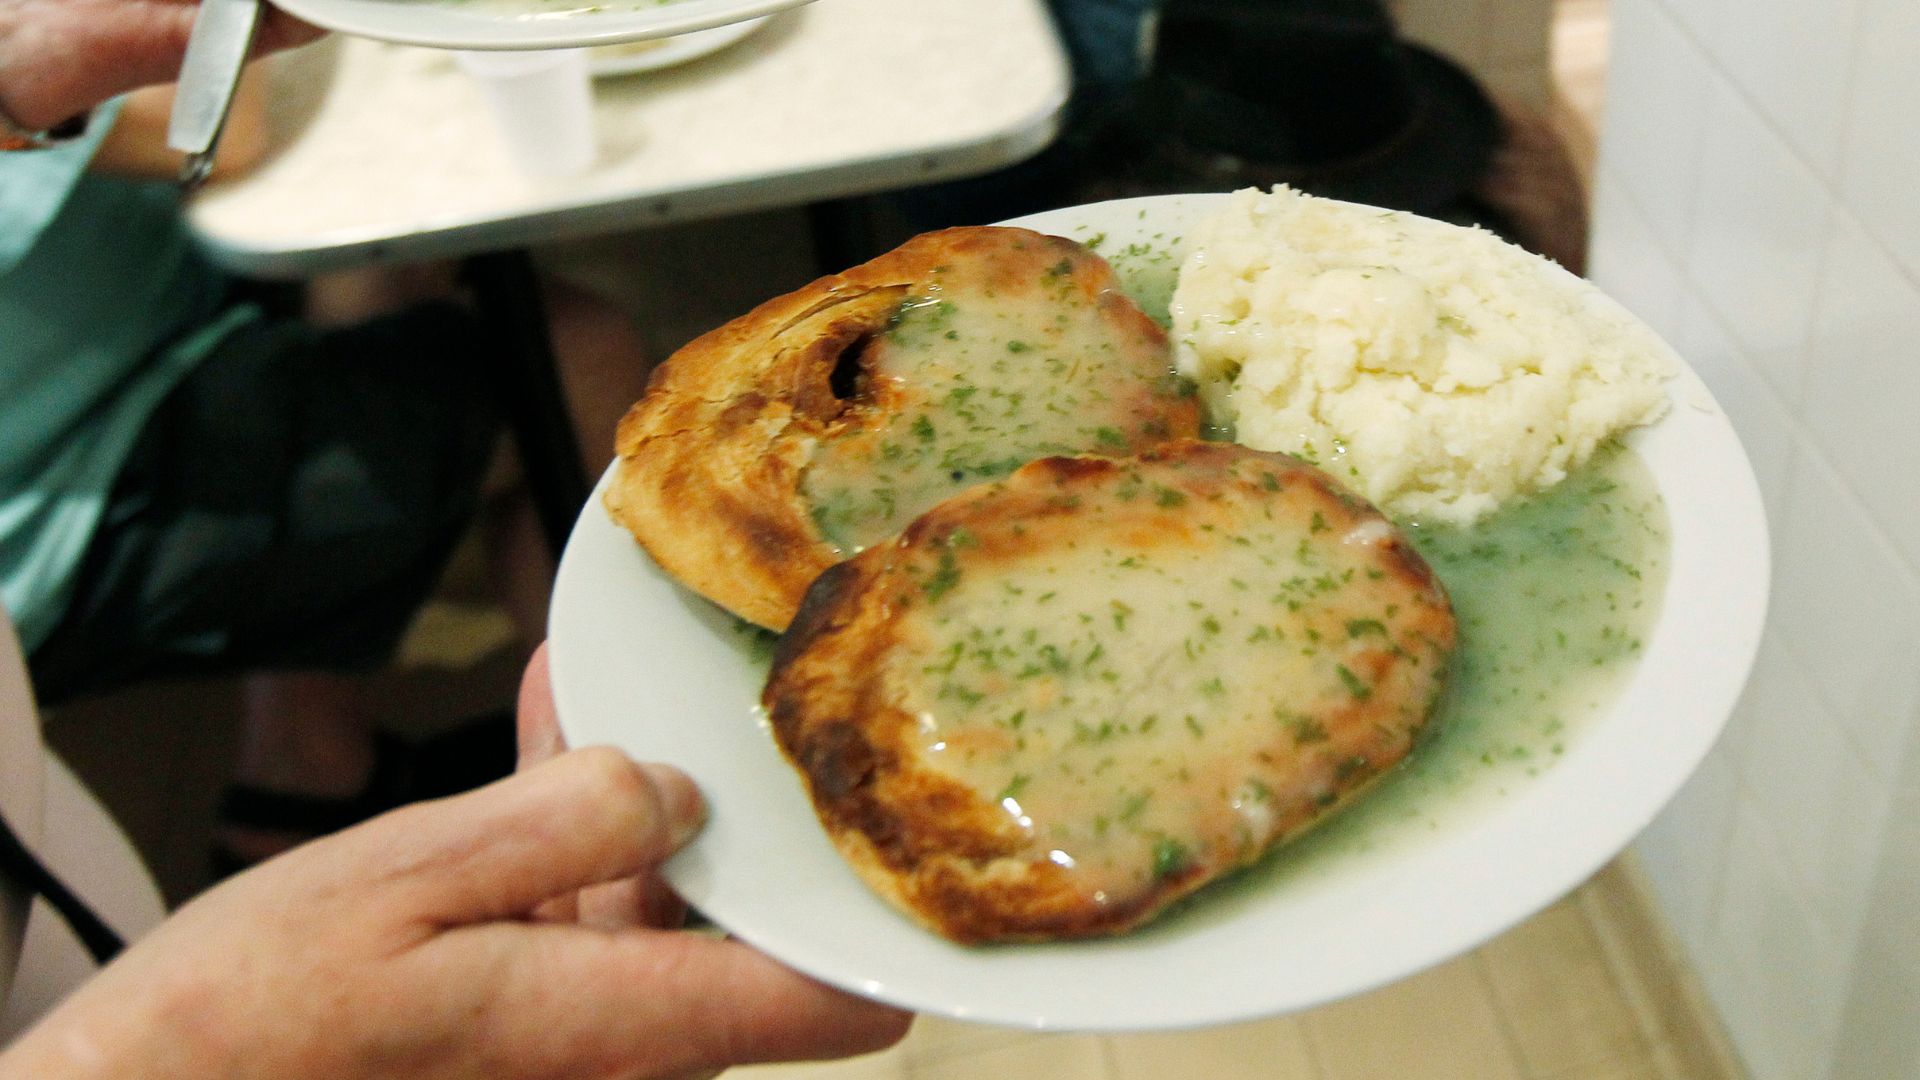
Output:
764,441,1458,944
605,226,1198,630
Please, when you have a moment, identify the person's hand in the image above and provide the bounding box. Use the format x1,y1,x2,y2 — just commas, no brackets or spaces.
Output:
0,0,320,130
0,659,909,1079
515,642,697,928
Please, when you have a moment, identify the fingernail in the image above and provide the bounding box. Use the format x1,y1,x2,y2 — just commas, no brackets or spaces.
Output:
644,763,706,849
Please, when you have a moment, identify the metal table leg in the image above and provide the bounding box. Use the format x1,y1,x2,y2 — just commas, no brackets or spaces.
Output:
462,250,589,556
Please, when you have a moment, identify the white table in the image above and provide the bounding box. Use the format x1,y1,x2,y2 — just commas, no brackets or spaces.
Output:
188,0,1071,277
185,0,1070,549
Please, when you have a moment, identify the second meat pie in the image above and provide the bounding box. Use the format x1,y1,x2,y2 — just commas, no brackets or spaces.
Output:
764,441,1458,943
606,226,1200,630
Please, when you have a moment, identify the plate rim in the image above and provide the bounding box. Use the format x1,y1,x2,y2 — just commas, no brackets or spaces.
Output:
271,0,811,51
586,15,768,75
549,191,1771,1031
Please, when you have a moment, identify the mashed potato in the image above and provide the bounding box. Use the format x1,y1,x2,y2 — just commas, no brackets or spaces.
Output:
1171,187,1672,525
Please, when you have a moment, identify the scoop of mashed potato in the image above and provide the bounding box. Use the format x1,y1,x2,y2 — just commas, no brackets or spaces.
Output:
1171,187,1673,525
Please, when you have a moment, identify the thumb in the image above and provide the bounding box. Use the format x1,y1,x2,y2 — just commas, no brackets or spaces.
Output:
425,925,913,1079
312,747,704,927
516,642,568,768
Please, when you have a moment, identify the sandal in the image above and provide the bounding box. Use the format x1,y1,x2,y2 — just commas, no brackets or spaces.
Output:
407,709,517,801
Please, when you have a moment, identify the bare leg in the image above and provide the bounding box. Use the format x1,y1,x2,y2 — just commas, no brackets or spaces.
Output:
306,269,648,669
220,272,649,868
479,479,553,654
303,262,464,327
212,265,465,867
543,279,654,473
483,279,653,647
220,671,377,864
234,672,375,795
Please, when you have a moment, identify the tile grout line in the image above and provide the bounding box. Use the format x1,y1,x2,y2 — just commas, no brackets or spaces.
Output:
1636,0,1920,353
1574,876,1690,1080
1292,1011,1334,1080
1468,950,1548,1079
1576,859,1749,1080
1646,0,1859,206
1611,189,1920,615
1719,651,1908,946
897,1024,1044,1072
1095,1035,1120,1080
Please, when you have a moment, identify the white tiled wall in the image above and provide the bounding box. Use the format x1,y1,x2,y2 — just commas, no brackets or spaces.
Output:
1590,0,1920,1076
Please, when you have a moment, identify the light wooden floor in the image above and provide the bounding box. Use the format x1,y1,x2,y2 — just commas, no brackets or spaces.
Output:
735,861,1742,1080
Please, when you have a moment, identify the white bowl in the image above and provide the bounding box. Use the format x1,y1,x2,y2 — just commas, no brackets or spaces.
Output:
272,0,810,52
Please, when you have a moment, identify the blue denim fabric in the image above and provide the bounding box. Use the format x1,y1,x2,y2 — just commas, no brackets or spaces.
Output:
1050,0,1161,114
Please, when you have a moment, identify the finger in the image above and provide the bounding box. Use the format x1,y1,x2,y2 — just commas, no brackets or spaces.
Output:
516,642,568,769
639,876,689,929
1,4,317,130
0,6,183,127
581,932,913,1071
310,748,704,927
573,877,648,931
530,892,581,925
574,872,687,931
426,924,912,1079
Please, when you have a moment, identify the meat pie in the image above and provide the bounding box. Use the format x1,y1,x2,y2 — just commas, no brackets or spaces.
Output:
605,226,1199,630
764,441,1457,943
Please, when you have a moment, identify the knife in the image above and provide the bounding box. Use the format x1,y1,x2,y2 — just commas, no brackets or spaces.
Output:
167,0,265,193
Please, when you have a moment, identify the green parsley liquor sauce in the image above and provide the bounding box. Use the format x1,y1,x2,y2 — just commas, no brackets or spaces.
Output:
1154,442,1670,929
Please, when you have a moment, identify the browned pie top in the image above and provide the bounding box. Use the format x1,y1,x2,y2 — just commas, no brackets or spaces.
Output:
764,440,1458,943
605,226,1199,630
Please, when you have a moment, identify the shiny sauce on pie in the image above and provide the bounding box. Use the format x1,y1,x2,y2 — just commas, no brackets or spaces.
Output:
800,254,1186,555
877,467,1444,906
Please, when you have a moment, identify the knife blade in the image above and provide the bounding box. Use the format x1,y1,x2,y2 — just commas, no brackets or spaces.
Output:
167,0,265,192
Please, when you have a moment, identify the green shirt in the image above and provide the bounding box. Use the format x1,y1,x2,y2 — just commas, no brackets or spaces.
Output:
0,104,257,652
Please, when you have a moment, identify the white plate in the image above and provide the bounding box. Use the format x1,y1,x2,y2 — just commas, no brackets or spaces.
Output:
549,193,1770,1031
273,0,809,51
587,15,767,75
